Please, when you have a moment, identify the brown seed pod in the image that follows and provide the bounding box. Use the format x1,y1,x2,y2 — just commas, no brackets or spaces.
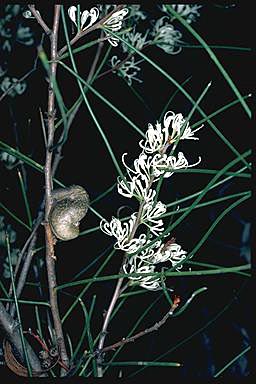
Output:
49,185,89,241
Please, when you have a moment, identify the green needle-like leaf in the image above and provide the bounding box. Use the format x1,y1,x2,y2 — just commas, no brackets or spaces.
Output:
165,5,251,118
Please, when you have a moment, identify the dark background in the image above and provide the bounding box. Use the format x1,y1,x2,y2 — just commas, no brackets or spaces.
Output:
0,2,253,379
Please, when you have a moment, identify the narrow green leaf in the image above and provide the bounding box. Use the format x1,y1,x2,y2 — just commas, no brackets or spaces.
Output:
104,30,250,168
128,282,248,377
17,169,32,228
0,202,31,231
56,264,250,290
172,287,208,317
189,193,251,258
0,298,50,306
58,61,144,137
6,233,32,376
0,280,9,298
165,5,251,118
102,361,181,367
102,294,164,375
213,345,251,378
61,249,116,323
0,140,65,187
191,94,252,130
159,76,193,120
163,191,250,217
60,6,124,179
187,261,250,277
166,165,249,209
129,151,251,258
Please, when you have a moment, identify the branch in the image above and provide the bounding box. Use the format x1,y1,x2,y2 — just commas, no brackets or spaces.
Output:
101,297,180,354
71,297,180,376
8,5,105,331
28,5,51,36
0,302,46,376
8,232,38,317
96,177,155,376
43,5,69,376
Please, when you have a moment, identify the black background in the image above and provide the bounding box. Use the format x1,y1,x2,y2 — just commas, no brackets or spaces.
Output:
0,2,253,380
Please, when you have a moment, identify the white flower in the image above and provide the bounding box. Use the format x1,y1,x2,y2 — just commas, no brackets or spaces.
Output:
149,151,201,179
1,77,27,97
118,175,156,202
140,110,203,156
100,215,147,253
122,29,149,53
119,153,151,189
23,9,41,19
110,55,143,86
149,152,201,179
128,5,146,21
103,8,129,46
123,258,161,290
150,241,187,268
165,111,203,142
100,108,203,291
141,201,166,235
68,6,99,30
104,8,129,31
0,151,17,167
151,153,172,178
117,153,157,201
168,4,202,24
168,243,187,269
139,121,169,154
152,16,182,55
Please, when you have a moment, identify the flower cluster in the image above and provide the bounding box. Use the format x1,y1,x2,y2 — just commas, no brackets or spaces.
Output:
121,29,149,54
100,111,203,290
151,16,183,55
0,76,27,97
0,5,34,53
109,4,202,85
0,151,17,168
0,215,20,279
162,4,202,24
67,5,129,47
110,56,143,86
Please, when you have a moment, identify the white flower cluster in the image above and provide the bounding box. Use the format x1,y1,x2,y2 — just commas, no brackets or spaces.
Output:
110,56,143,86
0,77,27,97
68,6,128,47
0,151,17,168
152,16,183,55
100,111,203,290
164,4,202,24
121,29,149,54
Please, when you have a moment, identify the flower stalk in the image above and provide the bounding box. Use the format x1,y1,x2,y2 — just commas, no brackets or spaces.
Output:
97,110,202,374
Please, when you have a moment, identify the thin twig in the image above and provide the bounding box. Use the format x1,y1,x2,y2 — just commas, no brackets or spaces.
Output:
9,234,38,317
28,5,51,36
6,214,43,305
74,297,180,375
96,177,154,376
101,297,180,354
43,5,69,376
11,7,106,328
